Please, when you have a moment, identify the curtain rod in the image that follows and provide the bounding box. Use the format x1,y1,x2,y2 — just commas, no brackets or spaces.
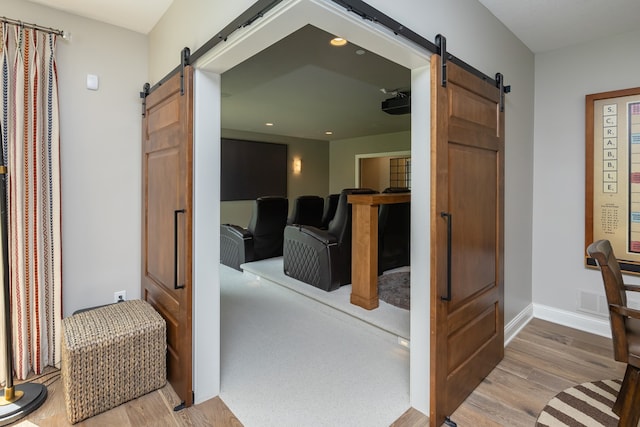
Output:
1,16,66,38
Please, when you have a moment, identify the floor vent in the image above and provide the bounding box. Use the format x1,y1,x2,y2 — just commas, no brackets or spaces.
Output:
578,290,608,317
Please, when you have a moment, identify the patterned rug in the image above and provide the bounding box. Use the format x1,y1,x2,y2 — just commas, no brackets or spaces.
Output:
536,379,622,426
378,271,410,310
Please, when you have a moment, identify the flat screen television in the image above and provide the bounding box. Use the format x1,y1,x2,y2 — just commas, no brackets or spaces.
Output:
221,138,287,201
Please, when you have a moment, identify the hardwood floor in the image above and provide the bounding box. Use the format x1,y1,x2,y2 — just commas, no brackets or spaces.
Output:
448,318,624,427
12,369,241,426
14,318,625,426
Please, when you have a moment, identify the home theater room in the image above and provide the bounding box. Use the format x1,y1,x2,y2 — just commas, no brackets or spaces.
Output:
2,0,640,426
216,23,413,426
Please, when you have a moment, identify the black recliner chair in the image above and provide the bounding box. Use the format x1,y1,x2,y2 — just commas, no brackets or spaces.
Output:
283,188,377,291
378,187,410,274
220,196,288,271
320,193,340,230
287,195,324,228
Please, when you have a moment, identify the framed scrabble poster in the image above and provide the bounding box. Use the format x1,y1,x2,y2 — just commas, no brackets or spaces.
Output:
586,87,640,273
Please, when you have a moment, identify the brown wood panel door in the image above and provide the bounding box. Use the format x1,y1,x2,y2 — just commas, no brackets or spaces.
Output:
430,55,505,426
142,67,194,407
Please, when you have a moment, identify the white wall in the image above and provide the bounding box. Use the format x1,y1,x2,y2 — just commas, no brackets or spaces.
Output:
193,69,222,405
4,1,148,316
533,28,640,330
149,0,255,84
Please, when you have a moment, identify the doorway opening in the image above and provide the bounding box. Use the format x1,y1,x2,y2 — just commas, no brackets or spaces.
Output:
356,150,411,191
191,0,432,418
217,23,412,423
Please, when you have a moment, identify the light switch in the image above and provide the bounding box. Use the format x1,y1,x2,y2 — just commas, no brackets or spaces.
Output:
86,74,99,91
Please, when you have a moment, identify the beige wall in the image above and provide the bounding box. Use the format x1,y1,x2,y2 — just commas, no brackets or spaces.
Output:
149,1,253,84
532,28,640,330
220,129,329,225
3,0,148,316
329,131,410,192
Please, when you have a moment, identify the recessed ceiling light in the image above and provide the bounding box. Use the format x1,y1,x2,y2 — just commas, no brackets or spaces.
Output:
330,37,347,47
325,131,333,135
265,122,274,126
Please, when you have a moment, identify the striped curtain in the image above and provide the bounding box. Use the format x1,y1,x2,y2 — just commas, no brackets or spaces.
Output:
0,23,62,380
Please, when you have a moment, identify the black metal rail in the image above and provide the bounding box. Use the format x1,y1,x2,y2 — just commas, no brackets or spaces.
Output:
143,0,511,97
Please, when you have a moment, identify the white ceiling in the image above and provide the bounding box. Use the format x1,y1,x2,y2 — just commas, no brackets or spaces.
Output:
27,0,173,34
476,0,640,54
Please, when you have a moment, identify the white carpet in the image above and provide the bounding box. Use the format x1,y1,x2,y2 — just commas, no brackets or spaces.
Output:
219,264,410,427
241,257,410,339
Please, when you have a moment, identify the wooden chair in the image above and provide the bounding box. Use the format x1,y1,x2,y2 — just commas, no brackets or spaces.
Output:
587,239,640,426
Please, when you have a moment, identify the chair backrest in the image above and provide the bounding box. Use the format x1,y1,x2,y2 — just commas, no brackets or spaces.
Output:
586,239,630,363
325,188,377,284
378,187,411,273
378,187,411,232
328,188,377,247
320,194,340,229
248,196,289,259
288,195,324,228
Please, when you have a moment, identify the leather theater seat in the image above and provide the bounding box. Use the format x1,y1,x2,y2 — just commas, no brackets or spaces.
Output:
320,193,339,229
283,188,377,291
220,196,288,270
287,195,324,228
378,187,410,274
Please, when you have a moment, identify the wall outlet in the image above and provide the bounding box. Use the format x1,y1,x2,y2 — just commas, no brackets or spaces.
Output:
114,290,126,303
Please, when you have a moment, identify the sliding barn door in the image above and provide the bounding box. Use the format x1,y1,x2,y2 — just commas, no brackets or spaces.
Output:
430,55,505,426
142,67,194,407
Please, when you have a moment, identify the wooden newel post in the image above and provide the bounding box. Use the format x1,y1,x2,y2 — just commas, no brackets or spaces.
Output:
348,192,410,310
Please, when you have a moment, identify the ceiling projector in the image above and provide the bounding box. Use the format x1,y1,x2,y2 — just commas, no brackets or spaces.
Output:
381,91,411,115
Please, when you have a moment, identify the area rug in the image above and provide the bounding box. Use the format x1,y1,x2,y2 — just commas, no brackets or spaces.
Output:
536,379,622,426
378,271,410,310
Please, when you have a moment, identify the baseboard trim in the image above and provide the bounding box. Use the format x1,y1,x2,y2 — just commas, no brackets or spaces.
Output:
504,303,533,346
532,303,611,338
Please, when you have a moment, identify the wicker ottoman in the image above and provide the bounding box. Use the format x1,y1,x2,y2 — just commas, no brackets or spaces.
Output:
61,299,166,424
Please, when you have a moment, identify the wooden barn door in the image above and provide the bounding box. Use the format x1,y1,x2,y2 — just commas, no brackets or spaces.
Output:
430,54,505,426
142,67,194,408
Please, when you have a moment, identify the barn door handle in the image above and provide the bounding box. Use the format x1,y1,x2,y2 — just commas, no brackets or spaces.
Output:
440,212,452,301
174,209,185,290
